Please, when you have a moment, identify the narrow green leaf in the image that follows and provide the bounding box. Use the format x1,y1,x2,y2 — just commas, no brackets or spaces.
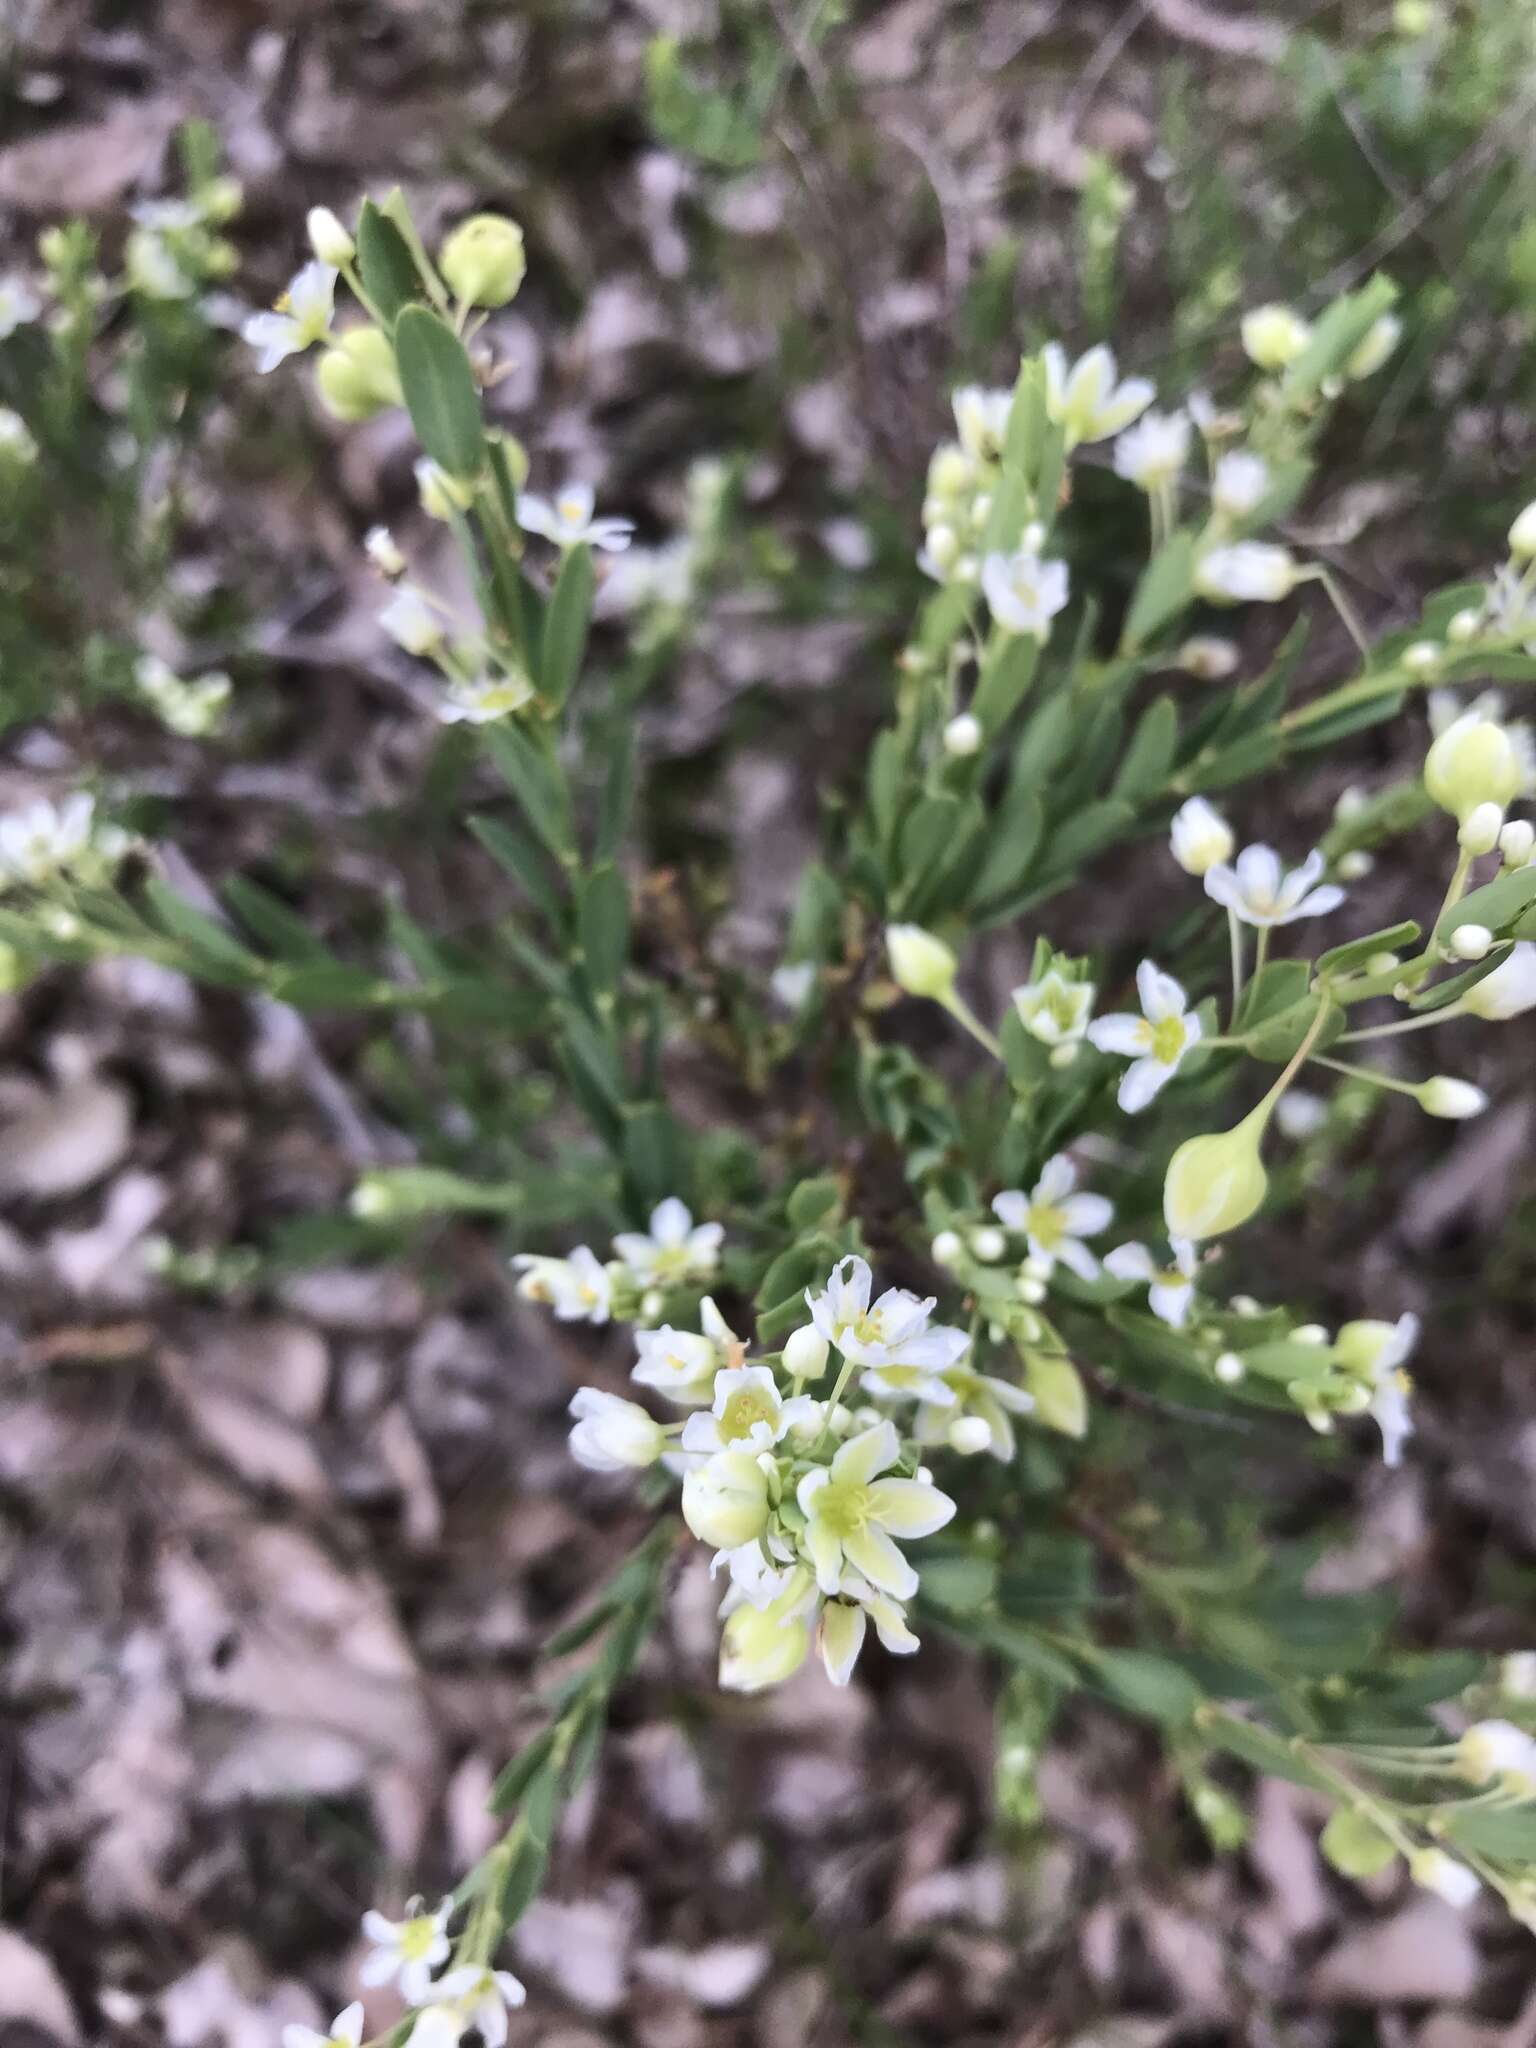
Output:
579,864,629,994
1112,695,1179,800
538,544,595,707
1123,530,1196,651
393,306,487,479
469,815,566,928
223,877,335,965
597,722,636,863
483,723,576,861
355,200,420,326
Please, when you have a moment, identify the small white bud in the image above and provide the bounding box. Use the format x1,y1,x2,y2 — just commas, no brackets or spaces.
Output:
931,1229,964,1267
970,1226,1006,1263
1510,500,1536,560
1240,303,1312,371
1449,923,1493,961
1021,1255,1052,1283
1409,1849,1481,1909
1459,801,1505,854
943,712,983,757
365,524,405,577
886,923,958,1001
640,1288,665,1321
1419,1075,1488,1119
1169,795,1235,877
1015,1275,1047,1306
782,1324,830,1380
1292,1323,1330,1346
1501,1651,1536,1700
1446,607,1482,644
1337,850,1374,881
1231,1295,1262,1318
1500,819,1535,868
1402,640,1442,678
1214,1351,1246,1384
948,1415,994,1455
1177,634,1240,681
306,206,355,267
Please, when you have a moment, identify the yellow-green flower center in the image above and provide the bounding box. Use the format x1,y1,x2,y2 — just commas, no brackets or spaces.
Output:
399,1916,439,1961
1149,1015,1187,1064
720,1388,776,1440
1026,1202,1064,1250
816,1481,872,1538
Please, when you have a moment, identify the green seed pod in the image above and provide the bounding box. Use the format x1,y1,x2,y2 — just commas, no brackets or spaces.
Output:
440,214,526,308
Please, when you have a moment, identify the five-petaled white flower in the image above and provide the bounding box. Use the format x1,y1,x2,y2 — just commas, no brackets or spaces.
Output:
1113,409,1191,490
242,261,337,372
512,1245,612,1323
1087,960,1203,1112
1211,450,1270,521
1012,969,1096,1052
680,1364,818,1455
992,1155,1113,1281
359,1893,454,2003
796,1418,955,1599
517,482,634,552
1042,342,1153,448
436,671,535,724
0,792,98,889
613,1196,723,1288
805,1255,970,1380
982,545,1070,639
1204,845,1345,927
281,2003,364,2048
409,1967,527,2048
1104,1238,1200,1328
631,1324,722,1406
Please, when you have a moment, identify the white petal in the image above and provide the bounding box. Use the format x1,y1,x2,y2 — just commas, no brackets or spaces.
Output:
1135,959,1187,1022
1054,1236,1101,1282
819,1602,867,1686
869,1476,956,1537
1281,883,1345,924
1118,1055,1172,1113
649,1196,692,1245
991,1189,1029,1230
1059,1192,1113,1237
1087,1012,1148,1057
831,1417,901,1486
842,1523,919,1600
1104,1242,1155,1282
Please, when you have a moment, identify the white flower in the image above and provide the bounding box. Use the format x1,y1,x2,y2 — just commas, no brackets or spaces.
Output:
0,276,41,340
805,1256,970,1379
718,1573,815,1691
1457,1719,1536,1792
436,671,535,723
410,1968,526,2048
1334,1314,1418,1467
1087,960,1203,1111
1461,941,1536,1020
1041,341,1153,447
982,546,1070,639
0,407,37,465
241,261,337,372
1212,450,1270,520
359,1894,454,2002
952,385,1012,462
1418,1076,1487,1120
992,1154,1114,1281
512,1245,612,1323
1104,1237,1199,1327
1012,969,1096,1051
796,1418,955,1599
1204,844,1344,927
914,1367,1035,1461
306,206,356,267
1240,303,1312,371
0,792,97,888
282,2003,364,2048
632,1325,722,1406
680,1365,817,1455
517,482,634,552
613,1196,723,1289
818,1575,921,1685
683,1448,770,1549
1195,541,1300,604
379,584,442,656
1409,1849,1481,1910
568,1387,666,1471
1170,796,1235,876
1113,409,1191,490
943,712,983,757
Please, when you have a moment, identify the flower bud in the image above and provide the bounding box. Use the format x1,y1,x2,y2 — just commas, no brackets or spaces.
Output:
682,1449,769,1549
1345,312,1401,381
1446,607,1482,644
1321,1807,1399,1880
440,213,526,307
782,1324,830,1380
886,923,958,1001
315,327,403,421
1177,635,1240,681
1214,1351,1246,1384
948,1415,994,1455
1021,1350,1087,1438
1460,941,1536,1020
1402,640,1442,678
1337,850,1374,881
970,1226,1006,1264
415,457,472,520
1510,501,1536,560
931,1229,963,1266
1194,541,1299,605
568,1388,665,1471
1500,819,1535,868
1425,711,1522,821
1458,802,1505,855
307,206,355,267
365,524,406,577
943,713,982,757
1240,303,1312,371
1409,1849,1481,1909
1457,1718,1536,1790
1169,795,1234,877
1417,1076,1488,1119
1501,1652,1536,1699
719,1601,809,1692
1163,1108,1270,1242
1448,923,1492,961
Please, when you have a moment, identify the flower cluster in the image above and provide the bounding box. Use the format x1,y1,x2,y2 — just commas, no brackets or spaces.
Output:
0,793,130,895
282,1897,525,2048
513,1197,723,1327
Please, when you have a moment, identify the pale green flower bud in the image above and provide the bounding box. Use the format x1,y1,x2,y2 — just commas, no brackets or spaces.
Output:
948,1415,994,1455
1417,1076,1487,1119
307,206,355,267
1510,501,1536,561
1446,607,1482,644
970,1226,1006,1263
440,214,526,308
1402,640,1441,678
316,327,403,421
886,924,958,1001
1345,313,1401,380
930,1229,963,1266
1425,711,1522,822
943,713,982,757
1500,819,1535,868
1163,1106,1270,1242
1409,1848,1480,1908
1240,303,1312,371
1393,0,1439,33
682,1449,769,1549
719,1601,809,1692
1458,802,1505,855
782,1324,830,1380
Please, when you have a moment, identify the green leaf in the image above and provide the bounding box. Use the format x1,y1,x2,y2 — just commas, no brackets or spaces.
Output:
1317,921,1421,977
785,1175,843,1231
970,633,1038,734
597,722,636,864
355,199,421,326
469,815,567,928
970,791,1044,912
538,543,595,707
1407,943,1514,1013
488,1729,558,1813
140,879,259,982
1442,1804,1536,1861
223,877,335,965
393,306,487,479
622,1102,684,1208
1437,862,1536,942
496,1834,550,1926
483,723,576,861
1122,530,1196,651
918,1552,999,1614
1086,1648,1204,1725
579,864,629,994
644,34,763,167
1112,695,1179,800
1281,273,1398,401
1198,1712,1336,1792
